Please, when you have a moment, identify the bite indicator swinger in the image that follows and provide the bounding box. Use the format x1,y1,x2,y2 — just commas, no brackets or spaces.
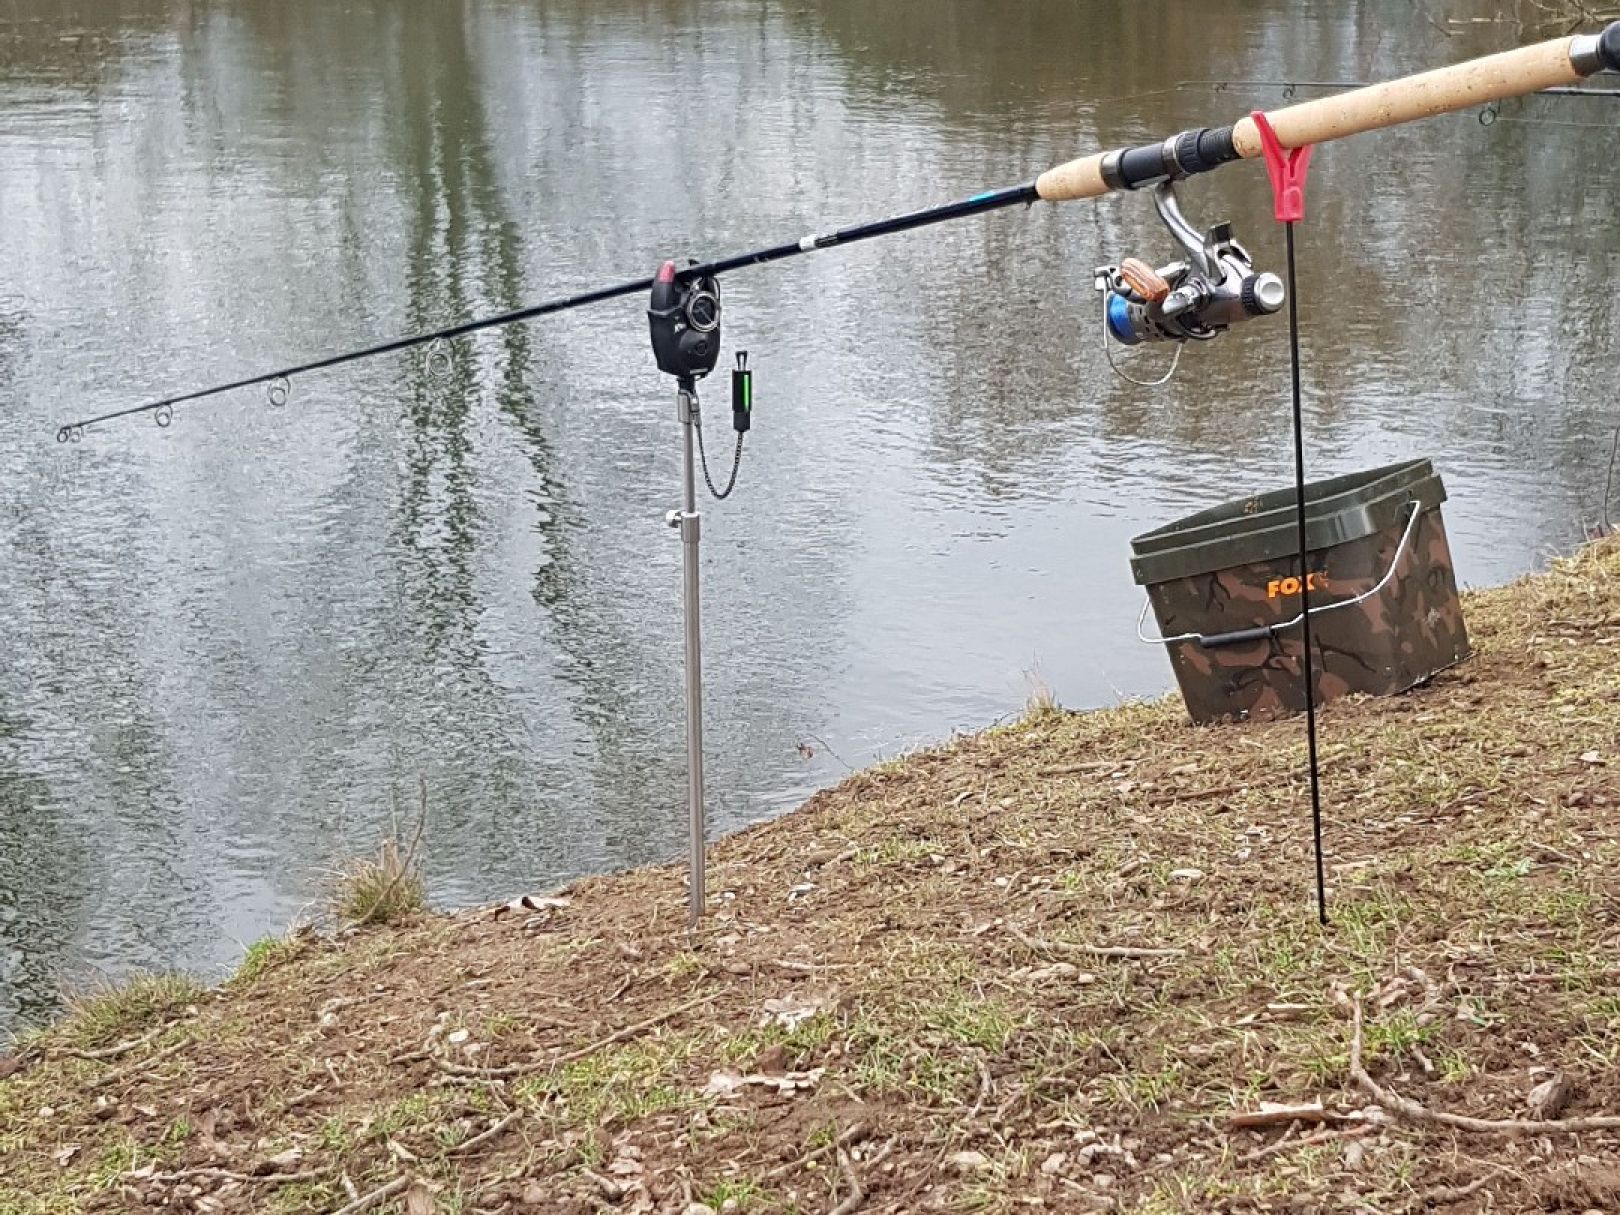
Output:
51,23,1620,925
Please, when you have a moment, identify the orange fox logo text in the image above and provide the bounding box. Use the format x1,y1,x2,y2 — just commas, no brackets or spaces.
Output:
1266,572,1328,598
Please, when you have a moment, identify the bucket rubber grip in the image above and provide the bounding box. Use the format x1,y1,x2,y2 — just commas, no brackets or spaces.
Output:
1198,624,1276,648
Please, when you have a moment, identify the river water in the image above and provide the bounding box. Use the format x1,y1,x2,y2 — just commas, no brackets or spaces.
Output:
1,0,1615,1027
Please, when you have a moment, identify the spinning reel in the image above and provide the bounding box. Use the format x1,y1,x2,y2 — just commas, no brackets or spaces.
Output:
1095,182,1285,371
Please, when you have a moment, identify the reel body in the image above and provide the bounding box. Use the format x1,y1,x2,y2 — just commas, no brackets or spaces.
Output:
1096,182,1284,346
649,259,723,380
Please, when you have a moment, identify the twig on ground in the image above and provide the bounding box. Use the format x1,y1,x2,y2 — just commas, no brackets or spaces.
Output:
1005,922,1184,961
330,1174,411,1215
433,1057,521,1080
547,992,714,1068
1035,760,1119,777
1154,783,1245,804
765,1123,870,1181
1240,1122,1298,1161
88,1037,190,1090
829,1148,866,1215
829,1141,893,1215
1228,1101,1328,1129
124,1166,329,1185
445,1109,522,1157
55,1026,163,1062
1422,1172,1502,1206
1242,1121,1378,1163
1350,995,1620,1134
966,1056,994,1122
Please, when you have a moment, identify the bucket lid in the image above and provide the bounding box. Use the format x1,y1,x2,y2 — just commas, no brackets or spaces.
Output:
1129,459,1446,586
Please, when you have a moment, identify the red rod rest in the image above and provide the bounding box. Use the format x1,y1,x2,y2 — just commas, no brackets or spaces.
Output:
1250,110,1313,224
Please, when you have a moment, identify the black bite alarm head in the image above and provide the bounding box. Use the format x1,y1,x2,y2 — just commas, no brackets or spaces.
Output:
648,259,722,381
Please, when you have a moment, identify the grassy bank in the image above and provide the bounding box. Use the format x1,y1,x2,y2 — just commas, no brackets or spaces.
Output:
4,541,1620,1214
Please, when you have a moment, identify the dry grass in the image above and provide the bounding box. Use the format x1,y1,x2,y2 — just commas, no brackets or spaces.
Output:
53,973,203,1053
329,783,428,928
3,540,1620,1213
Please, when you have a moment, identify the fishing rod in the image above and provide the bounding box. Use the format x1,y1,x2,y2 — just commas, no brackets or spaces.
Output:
54,23,1620,928
54,23,1620,443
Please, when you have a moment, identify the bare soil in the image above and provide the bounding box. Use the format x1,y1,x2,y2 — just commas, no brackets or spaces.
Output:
4,541,1620,1214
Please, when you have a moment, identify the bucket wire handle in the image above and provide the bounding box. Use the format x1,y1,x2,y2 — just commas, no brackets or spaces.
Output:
1135,498,1423,647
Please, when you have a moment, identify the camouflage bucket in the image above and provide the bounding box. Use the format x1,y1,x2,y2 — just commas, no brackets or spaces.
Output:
1129,459,1471,725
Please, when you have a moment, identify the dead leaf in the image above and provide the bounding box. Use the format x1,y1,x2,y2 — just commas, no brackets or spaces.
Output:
1527,1072,1576,1119
703,1069,747,1098
1012,961,1097,984
256,1146,304,1174
760,992,835,1031
404,1182,435,1215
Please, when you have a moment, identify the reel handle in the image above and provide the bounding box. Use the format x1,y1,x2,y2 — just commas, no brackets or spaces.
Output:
1119,258,1170,303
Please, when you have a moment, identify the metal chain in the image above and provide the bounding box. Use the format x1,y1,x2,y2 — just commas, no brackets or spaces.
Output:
690,389,745,500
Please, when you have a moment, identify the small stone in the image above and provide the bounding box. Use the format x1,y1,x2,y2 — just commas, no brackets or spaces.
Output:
685,1205,718,1215
1040,1152,1067,1174
948,1150,992,1174
1092,1173,1115,1189
447,1029,471,1046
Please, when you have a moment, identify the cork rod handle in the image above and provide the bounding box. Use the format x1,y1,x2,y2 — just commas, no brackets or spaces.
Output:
1035,32,1596,203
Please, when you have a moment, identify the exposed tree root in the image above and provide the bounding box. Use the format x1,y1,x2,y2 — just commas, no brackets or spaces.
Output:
1349,996,1620,1136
